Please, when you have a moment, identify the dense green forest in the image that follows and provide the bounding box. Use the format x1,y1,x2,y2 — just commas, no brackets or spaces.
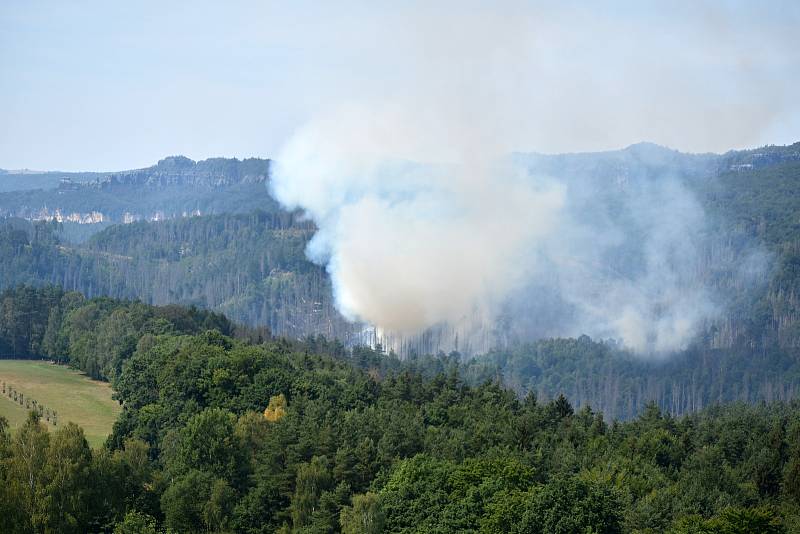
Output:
3,0,798,529
2,312,800,532
0,285,266,380
4,283,800,421
2,144,800,422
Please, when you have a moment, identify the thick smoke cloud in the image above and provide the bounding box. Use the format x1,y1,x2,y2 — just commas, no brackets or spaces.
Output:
270,2,784,355
272,106,724,354
274,108,564,331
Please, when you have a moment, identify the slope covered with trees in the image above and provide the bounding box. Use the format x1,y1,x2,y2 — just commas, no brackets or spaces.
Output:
457,337,800,420
0,212,358,343
0,285,248,380
2,143,800,420
2,322,800,532
2,145,800,353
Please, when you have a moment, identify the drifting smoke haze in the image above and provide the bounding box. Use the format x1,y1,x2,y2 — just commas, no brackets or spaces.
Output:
271,2,796,355
273,114,724,354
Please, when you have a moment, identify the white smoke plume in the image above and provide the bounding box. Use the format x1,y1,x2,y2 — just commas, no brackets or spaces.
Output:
271,105,722,354
269,2,783,355
274,105,564,329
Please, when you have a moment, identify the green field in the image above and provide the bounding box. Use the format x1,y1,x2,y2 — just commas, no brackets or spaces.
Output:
0,359,121,447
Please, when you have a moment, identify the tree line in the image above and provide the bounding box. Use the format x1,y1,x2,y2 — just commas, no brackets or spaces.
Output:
1,380,58,425
0,284,266,380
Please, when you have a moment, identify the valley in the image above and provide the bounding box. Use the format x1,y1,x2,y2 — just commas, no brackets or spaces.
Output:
3,3,799,531
3,144,800,420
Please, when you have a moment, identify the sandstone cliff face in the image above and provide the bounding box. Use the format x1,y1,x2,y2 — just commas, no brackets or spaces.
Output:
0,156,275,226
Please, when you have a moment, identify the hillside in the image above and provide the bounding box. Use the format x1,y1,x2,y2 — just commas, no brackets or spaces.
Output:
0,212,360,343
0,286,798,529
3,320,800,532
2,143,800,419
2,144,800,347
0,156,276,240
2,284,800,531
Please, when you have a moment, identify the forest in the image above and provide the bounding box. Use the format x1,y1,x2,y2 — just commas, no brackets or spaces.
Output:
2,145,800,357
0,211,355,343
4,1,799,531
0,285,267,380
1,293,800,532
2,145,800,532
5,155,800,416
4,281,800,421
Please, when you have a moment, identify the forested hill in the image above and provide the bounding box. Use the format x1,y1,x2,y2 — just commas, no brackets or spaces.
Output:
0,212,362,344
1,280,799,429
3,144,800,350
0,285,269,380
2,143,800,418
0,156,276,237
2,288,800,531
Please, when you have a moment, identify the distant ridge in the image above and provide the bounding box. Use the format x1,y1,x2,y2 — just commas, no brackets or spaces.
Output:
0,156,276,230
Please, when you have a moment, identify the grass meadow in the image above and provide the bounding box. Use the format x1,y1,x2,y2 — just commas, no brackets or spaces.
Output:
0,359,121,447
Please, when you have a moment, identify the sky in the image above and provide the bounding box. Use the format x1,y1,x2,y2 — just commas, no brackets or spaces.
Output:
1,0,799,171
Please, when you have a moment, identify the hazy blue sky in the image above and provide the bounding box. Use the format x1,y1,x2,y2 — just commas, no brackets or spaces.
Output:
2,1,799,171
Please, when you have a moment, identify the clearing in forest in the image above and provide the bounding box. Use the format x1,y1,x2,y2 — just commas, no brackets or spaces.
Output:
0,359,121,447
